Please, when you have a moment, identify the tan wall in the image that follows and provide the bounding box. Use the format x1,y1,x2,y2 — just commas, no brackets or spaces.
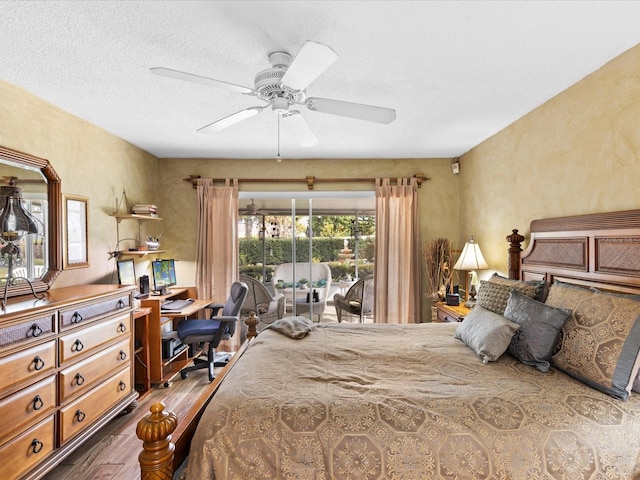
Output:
0,79,160,288
458,43,640,280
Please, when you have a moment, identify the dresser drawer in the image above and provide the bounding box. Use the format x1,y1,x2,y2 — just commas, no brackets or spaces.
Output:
59,294,131,330
0,340,56,392
59,313,131,364
0,313,56,350
0,375,56,444
59,338,131,402
59,367,131,444
0,415,55,480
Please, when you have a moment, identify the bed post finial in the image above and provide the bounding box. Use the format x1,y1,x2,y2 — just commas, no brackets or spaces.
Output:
506,229,525,280
136,402,178,480
245,311,258,339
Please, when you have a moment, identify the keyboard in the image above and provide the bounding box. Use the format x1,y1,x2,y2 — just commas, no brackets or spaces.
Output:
161,299,194,311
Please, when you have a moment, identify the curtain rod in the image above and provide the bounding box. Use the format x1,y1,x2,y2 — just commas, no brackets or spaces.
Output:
183,174,429,190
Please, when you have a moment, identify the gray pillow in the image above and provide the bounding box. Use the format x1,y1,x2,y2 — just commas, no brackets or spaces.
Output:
454,305,520,364
503,290,572,372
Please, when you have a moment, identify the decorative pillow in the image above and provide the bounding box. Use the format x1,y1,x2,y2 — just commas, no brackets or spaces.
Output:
454,305,520,364
476,280,537,315
256,302,270,314
348,301,361,313
489,272,547,302
545,282,640,400
265,316,315,339
503,290,572,372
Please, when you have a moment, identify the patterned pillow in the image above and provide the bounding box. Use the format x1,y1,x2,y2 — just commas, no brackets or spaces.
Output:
489,273,547,302
454,305,520,364
504,290,572,372
477,280,537,315
545,282,640,400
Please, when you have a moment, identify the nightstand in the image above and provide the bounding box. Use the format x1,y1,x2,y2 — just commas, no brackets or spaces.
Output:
435,302,472,323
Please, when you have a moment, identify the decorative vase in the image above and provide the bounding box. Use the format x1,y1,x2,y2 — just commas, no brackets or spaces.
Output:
146,241,159,251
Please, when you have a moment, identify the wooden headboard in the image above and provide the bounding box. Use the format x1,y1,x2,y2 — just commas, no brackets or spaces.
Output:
507,209,640,295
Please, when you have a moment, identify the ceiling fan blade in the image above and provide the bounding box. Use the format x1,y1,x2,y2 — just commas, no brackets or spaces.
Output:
281,41,338,91
281,110,319,147
151,67,255,95
304,97,396,124
197,106,266,133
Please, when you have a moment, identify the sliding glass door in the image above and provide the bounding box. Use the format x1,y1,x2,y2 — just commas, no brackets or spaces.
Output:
239,191,375,322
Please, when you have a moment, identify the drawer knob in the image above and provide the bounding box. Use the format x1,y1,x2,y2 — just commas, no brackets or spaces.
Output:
28,323,43,338
116,299,125,309
30,439,44,454
119,350,127,361
71,312,83,324
118,322,127,333
32,356,45,371
118,380,126,391
71,339,84,352
74,373,85,386
75,410,86,422
33,395,44,411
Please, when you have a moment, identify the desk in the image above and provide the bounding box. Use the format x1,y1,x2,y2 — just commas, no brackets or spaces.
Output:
141,287,214,386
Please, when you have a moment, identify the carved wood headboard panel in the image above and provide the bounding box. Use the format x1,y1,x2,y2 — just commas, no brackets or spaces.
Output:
507,209,640,294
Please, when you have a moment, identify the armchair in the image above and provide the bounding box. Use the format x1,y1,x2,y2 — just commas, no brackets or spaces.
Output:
333,275,374,323
240,274,285,331
177,281,248,381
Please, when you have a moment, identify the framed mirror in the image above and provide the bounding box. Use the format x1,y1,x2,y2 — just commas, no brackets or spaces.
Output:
0,146,61,299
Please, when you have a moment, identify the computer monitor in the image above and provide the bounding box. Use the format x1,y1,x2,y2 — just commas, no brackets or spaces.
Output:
151,259,177,293
117,258,136,286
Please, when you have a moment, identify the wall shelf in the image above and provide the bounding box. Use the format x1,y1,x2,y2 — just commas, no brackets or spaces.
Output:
123,250,165,257
111,213,164,258
113,214,163,222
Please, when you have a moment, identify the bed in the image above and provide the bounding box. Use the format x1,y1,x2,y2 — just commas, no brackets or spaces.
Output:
137,209,640,479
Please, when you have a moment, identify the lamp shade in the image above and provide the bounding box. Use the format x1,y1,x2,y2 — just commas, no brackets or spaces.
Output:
453,237,489,271
0,183,42,243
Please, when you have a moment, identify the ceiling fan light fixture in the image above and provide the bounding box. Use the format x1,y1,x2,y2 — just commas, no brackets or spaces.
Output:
271,97,289,112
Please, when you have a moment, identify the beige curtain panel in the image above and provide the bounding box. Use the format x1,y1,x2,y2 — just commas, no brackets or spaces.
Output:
196,178,240,351
374,177,421,323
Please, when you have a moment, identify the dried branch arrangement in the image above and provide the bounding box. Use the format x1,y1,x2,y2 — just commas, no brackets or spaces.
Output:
423,238,453,301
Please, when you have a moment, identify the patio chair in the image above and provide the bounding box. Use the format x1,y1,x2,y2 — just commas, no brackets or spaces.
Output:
333,274,374,323
240,274,285,330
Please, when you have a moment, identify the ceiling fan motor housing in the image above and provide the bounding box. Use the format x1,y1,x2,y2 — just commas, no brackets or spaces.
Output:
254,51,304,104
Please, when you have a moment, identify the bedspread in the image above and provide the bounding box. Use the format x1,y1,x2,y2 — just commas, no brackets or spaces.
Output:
187,322,640,479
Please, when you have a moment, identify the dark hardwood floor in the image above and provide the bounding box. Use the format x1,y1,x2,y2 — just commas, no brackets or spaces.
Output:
42,366,213,480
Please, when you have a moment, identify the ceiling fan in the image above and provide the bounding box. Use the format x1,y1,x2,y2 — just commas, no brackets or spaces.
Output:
240,199,269,216
150,41,396,147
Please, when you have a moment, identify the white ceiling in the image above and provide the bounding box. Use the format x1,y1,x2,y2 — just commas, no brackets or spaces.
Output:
3,1,640,160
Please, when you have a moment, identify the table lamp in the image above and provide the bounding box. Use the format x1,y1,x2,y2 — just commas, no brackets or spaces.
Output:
453,236,489,308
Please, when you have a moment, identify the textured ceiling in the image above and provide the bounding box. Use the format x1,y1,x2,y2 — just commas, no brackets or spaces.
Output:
2,1,640,160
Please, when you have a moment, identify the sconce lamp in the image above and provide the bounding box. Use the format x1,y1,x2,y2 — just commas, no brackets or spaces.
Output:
0,179,44,306
453,236,489,308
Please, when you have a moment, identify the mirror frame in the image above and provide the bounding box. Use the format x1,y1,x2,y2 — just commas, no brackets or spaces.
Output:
0,146,62,298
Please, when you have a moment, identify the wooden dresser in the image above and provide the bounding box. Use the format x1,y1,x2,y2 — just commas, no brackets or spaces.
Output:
0,284,138,480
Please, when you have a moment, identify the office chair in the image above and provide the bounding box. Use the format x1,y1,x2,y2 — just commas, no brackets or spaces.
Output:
177,281,248,381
